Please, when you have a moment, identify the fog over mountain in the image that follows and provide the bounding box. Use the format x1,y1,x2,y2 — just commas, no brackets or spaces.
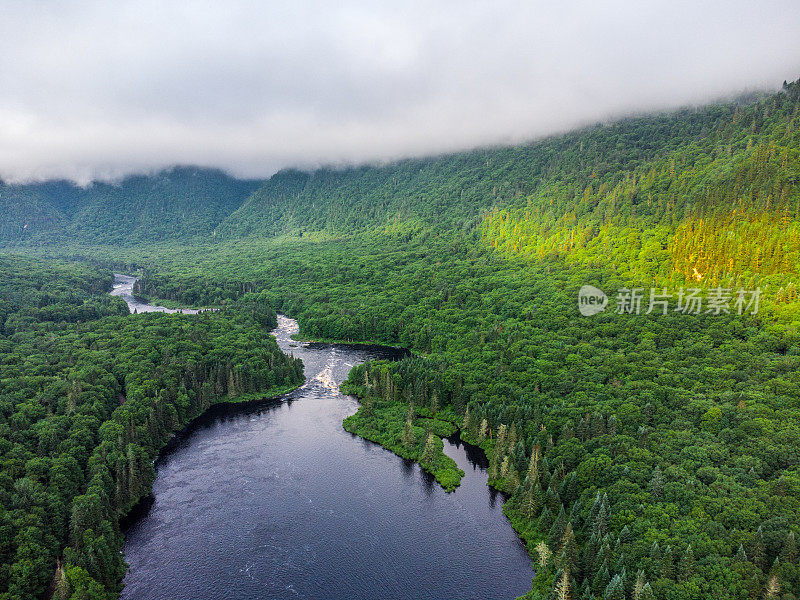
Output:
2,0,799,183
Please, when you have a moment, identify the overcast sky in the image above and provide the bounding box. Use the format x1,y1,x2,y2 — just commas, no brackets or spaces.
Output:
2,0,799,183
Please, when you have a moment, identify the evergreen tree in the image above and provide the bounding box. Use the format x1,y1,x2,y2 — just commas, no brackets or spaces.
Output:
477,418,488,443
535,540,552,568
538,507,554,532
780,530,797,563
461,407,471,432
638,583,655,600
604,574,625,600
751,526,766,570
420,433,437,465
528,444,541,483
632,570,647,600
549,505,568,549
660,546,674,580
733,544,747,563
650,466,663,500
765,559,781,599
679,544,694,581
553,567,571,600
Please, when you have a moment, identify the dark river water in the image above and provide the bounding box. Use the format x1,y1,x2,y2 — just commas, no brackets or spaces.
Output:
119,312,534,600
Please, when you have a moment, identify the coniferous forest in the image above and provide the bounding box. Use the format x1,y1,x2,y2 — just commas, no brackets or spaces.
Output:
1,80,800,599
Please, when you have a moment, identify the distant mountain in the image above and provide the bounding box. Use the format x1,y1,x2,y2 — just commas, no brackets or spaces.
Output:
4,81,799,288
0,166,262,244
216,80,800,285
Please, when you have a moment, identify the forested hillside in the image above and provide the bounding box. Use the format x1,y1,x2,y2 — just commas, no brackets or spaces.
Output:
0,256,303,600
125,81,800,600
0,167,260,244
2,80,800,600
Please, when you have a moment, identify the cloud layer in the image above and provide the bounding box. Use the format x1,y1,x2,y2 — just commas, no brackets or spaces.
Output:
2,0,800,183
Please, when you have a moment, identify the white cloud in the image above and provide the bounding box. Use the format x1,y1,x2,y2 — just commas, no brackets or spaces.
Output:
1,0,799,183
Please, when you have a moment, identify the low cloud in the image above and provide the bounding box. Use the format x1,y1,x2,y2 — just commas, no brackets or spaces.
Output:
2,0,799,183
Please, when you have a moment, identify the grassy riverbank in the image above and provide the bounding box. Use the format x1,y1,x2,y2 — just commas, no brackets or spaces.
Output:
340,379,464,491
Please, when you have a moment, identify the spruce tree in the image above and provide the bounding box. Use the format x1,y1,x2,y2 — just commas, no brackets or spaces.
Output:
461,407,471,432
478,418,488,443
604,574,624,600
780,530,797,563
638,583,655,600
733,544,747,563
660,546,674,580
420,433,437,466
650,466,663,499
528,444,541,484
549,505,567,549
679,545,694,581
534,540,552,568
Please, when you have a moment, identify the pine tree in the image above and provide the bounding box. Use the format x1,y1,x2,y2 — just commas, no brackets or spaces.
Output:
559,523,577,572
553,567,571,600
638,583,655,600
780,530,797,563
660,546,674,580
733,544,747,563
478,418,488,443
461,407,471,432
632,570,647,600
649,541,660,561
538,507,554,532
592,563,610,595
401,415,416,449
751,526,766,570
593,499,609,537
54,560,69,600
361,392,374,417
619,525,632,546
679,545,694,581
497,455,508,478
494,423,508,456
549,505,568,549
765,559,780,599
505,467,520,493
420,433,437,465
535,540,552,568
588,491,602,525
528,444,541,483
508,423,518,449
604,574,625,600
650,466,663,499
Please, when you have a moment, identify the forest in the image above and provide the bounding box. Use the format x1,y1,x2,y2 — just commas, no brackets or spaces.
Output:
1,80,800,599
0,256,303,599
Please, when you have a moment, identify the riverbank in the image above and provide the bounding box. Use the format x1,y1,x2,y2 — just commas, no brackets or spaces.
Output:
339,364,544,568
120,379,305,532
342,402,464,491
290,331,409,350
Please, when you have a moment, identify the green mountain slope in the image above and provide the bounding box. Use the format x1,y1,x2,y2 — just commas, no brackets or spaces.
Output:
218,104,744,239
0,167,261,244
218,81,800,289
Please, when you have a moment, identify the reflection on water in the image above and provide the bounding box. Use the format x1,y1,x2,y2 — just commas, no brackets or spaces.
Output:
120,314,533,600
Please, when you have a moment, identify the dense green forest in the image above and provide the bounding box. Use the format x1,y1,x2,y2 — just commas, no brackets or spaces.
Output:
0,256,303,599
0,167,260,244
2,80,800,599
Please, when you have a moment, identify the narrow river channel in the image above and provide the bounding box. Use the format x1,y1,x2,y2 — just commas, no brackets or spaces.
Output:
113,276,534,600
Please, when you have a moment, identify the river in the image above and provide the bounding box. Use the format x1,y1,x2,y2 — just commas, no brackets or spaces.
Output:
111,273,211,314
117,285,534,599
